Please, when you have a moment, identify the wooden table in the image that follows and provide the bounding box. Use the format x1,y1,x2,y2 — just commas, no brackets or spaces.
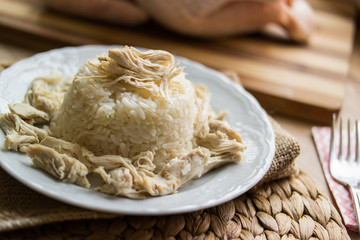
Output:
273,14,360,239
0,7,359,240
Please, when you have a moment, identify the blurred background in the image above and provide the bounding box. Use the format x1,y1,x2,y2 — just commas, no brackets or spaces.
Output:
0,0,359,125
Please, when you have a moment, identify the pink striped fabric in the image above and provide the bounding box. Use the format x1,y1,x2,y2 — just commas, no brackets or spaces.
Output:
312,126,358,231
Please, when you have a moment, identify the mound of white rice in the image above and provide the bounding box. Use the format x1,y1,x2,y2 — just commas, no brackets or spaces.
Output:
51,47,199,165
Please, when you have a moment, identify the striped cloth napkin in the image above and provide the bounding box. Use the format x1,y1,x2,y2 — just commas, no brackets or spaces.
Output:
312,126,358,231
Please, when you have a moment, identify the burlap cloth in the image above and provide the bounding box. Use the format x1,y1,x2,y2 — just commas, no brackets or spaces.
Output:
0,63,350,239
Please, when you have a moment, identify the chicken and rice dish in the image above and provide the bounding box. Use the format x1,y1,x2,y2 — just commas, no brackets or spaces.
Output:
0,46,246,198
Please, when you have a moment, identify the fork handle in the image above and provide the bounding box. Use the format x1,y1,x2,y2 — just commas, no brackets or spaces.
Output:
349,185,360,233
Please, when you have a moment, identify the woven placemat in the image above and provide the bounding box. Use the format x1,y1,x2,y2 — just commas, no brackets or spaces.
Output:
0,170,350,239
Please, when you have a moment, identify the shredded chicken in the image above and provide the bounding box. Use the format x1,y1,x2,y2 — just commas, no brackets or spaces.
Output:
4,131,38,152
88,46,183,100
9,103,49,124
25,76,70,118
197,113,246,162
25,144,90,188
0,112,48,152
94,167,148,199
38,136,236,197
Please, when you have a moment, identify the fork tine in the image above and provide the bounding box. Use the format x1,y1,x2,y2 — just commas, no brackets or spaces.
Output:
330,114,336,159
347,119,352,161
356,120,360,162
339,117,343,160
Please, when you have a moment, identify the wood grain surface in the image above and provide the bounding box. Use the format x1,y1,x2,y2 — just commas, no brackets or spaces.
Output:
0,0,356,124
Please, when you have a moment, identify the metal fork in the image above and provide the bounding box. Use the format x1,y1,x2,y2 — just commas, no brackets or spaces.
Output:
330,115,360,233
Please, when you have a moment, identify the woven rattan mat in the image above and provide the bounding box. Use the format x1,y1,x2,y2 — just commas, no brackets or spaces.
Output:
0,170,350,240
0,62,351,239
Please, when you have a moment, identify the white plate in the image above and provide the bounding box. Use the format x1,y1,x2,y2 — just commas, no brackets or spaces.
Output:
0,45,275,215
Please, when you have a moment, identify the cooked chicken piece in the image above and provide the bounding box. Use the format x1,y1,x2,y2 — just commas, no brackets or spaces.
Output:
96,47,183,100
160,147,211,183
9,103,49,124
25,77,67,118
89,154,144,180
204,150,244,173
40,136,92,167
1,114,36,151
94,167,147,198
194,84,211,139
196,111,246,163
131,150,156,171
94,167,180,198
0,113,49,151
4,131,38,152
25,144,90,188
211,110,243,142
0,113,48,140
158,146,240,185
0,113,15,135
161,145,242,184
95,164,180,197
199,132,244,155
140,170,180,196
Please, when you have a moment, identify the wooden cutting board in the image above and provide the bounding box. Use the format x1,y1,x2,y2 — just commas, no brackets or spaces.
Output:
0,0,356,124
